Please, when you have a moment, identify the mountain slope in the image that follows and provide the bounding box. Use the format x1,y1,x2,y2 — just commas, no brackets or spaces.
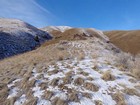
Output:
0,18,52,59
41,26,109,46
0,27,139,105
104,30,140,55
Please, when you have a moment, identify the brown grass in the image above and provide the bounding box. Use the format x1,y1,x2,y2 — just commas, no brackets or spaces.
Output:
23,97,38,105
47,69,59,75
82,92,92,99
78,71,89,76
87,76,94,81
39,82,48,90
123,87,140,97
94,100,103,105
104,30,140,54
42,90,54,100
52,97,68,105
101,71,115,81
83,82,99,92
74,77,85,85
20,78,36,91
63,71,73,84
4,97,18,105
68,92,79,102
0,83,9,102
49,78,59,86
111,92,126,105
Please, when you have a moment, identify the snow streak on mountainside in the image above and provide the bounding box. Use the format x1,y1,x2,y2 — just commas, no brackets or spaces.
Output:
42,26,72,32
0,18,52,59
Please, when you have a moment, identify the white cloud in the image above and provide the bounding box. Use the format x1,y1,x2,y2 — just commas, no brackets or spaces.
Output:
0,0,52,27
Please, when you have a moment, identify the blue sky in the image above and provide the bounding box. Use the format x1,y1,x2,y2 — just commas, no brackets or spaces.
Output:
0,0,140,30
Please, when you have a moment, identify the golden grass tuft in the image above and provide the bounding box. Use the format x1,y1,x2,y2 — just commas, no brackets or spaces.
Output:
52,97,68,105
47,69,59,75
63,71,73,84
87,76,94,81
131,69,140,80
111,92,126,105
20,78,36,91
43,90,54,100
74,77,85,85
68,92,79,102
0,83,9,102
49,78,59,86
83,82,99,92
4,97,18,105
39,82,48,90
123,87,140,97
101,71,115,81
94,100,103,105
78,71,89,76
82,92,92,99
23,97,38,105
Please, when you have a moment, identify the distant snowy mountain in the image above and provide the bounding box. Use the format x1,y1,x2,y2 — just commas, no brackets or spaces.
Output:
42,26,72,32
0,18,52,59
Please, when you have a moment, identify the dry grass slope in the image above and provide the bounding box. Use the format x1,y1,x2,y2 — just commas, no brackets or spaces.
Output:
104,30,140,54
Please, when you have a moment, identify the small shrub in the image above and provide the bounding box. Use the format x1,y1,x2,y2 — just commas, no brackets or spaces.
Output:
34,35,39,42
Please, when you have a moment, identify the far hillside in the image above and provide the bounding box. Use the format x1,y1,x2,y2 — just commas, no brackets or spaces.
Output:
104,30,140,55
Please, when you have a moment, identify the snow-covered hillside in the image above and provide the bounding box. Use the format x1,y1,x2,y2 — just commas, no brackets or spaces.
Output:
42,26,72,32
2,37,140,105
0,18,52,59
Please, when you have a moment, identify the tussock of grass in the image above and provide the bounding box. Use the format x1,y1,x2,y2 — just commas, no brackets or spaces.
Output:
123,87,140,97
82,92,92,99
111,92,126,105
63,71,73,84
23,97,38,105
39,82,48,90
20,78,36,91
83,82,99,92
68,92,79,102
47,69,59,75
87,76,94,81
43,90,54,100
101,71,115,81
78,71,89,76
5,97,18,105
52,97,68,105
94,100,103,105
49,78,59,86
0,83,8,102
74,77,85,85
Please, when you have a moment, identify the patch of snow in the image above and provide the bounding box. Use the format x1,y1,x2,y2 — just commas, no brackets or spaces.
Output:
14,94,27,105
7,87,19,99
